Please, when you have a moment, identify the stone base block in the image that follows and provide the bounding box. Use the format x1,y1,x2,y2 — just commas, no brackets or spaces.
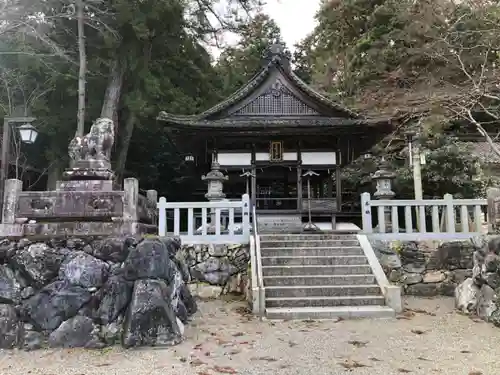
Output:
56,180,113,192
63,168,114,180
0,221,157,238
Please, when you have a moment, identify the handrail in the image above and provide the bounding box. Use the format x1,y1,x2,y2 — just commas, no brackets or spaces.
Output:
252,205,265,316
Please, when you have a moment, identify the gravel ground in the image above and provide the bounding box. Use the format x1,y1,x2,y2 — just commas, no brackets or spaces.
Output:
0,296,499,375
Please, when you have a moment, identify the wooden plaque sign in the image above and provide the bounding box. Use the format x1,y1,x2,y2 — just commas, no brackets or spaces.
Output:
270,141,283,162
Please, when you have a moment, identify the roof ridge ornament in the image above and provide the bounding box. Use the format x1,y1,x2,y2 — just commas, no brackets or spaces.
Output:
263,38,291,70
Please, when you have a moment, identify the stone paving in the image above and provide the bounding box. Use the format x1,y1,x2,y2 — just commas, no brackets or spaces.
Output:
0,296,498,375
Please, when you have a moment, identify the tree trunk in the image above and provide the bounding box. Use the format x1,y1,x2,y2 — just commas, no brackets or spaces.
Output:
100,59,124,126
76,0,86,137
114,112,136,182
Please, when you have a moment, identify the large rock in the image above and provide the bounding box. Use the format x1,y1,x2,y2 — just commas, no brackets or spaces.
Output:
455,278,480,314
59,252,109,288
12,243,66,287
19,323,45,351
96,275,132,324
436,241,475,269
93,237,135,263
122,279,183,347
0,265,21,303
191,257,238,285
477,284,497,320
21,280,92,331
123,239,176,282
0,304,19,348
0,239,13,263
48,316,102,348
179,284,197,316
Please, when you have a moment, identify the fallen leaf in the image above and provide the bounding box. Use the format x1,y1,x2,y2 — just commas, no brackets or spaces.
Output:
250,356,278,362
411,329,426,335
212,365,238,374
407,308,436,316
461,350,472,354
397,368,412,373
338,360,369,369
348,340,368,347
232,332,244,337
190,359,206,367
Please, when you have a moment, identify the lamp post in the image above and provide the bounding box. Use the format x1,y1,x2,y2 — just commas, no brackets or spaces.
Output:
0,116,38,220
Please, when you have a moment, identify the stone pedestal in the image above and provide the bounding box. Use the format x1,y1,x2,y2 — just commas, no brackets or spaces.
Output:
202,158,228,228
63,160,114,181
0,118,158,238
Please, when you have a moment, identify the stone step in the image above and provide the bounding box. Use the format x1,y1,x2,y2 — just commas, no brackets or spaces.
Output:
263,274,377,287
260,240,359,248
262,264,373,276
265,306,396,320
259,234,357,241
265,295,386,308
265,285,382,298
261,255,368,266
260,246,364,257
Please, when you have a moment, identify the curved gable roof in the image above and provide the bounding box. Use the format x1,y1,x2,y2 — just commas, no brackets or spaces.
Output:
158,45,361,126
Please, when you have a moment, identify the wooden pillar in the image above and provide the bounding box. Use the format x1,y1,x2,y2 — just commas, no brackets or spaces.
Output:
336,154,342,212
327,171,333,198
251,145,257,209
297,141,302,212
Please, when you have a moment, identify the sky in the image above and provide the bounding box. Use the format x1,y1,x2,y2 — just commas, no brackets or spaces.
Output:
210,0,321,58
263,0,320,49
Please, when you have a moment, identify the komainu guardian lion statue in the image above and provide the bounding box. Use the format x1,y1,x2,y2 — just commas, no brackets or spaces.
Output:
68,117,115,164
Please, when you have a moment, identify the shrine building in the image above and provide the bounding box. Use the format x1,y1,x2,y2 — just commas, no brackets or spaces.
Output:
158,43,394,227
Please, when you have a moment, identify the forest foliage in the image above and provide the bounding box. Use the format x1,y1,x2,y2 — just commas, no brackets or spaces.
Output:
1,0,499,199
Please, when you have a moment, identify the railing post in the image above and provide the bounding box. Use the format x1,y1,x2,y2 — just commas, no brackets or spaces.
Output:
444,193,455,233
487,188,500,233
146,189,158,225
242,193,250,239
2,179,22,224
123,177,139,222
361,192,373,233
157,196,167,236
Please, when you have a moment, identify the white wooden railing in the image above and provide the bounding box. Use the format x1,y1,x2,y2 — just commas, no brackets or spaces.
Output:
157,194,251,244
249,205,265,315
361,192,488,240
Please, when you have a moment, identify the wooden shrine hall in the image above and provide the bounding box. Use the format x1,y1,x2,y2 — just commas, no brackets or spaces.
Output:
158,42,394,226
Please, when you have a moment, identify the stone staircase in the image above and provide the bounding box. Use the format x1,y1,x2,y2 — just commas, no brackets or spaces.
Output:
259,233,396,320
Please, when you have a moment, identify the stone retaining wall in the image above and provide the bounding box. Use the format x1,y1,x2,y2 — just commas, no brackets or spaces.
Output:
370,238,483,296
0,236,197,350
179,243,251,303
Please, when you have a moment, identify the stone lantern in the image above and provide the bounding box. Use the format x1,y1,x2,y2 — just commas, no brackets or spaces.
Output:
372,156,395,199
201,155,229,229
372,156,396,231
202,156,228,202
